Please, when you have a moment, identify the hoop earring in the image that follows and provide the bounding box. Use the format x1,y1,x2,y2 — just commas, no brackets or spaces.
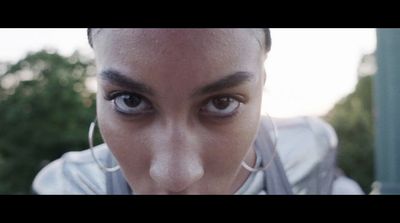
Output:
241,114,279,172
88,117,120,172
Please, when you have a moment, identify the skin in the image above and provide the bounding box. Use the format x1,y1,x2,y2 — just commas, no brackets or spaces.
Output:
92,29,268,194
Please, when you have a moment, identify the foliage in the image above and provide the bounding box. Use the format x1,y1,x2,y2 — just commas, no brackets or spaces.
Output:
325,54,375,193
0,50,96,194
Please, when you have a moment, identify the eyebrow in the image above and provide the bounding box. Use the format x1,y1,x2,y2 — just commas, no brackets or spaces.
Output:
192,71,253,97
99,69,253,97
100,69,155,96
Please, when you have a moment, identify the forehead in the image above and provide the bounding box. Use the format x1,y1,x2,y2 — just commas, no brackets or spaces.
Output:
93,29,264,92
93,28,263,57
92,28,263,47
94,28,264,66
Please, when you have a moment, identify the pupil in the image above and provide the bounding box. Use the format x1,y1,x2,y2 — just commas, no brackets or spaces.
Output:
212,97,231,109
123,95,141,107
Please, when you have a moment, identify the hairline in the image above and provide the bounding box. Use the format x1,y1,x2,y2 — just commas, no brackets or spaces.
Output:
87,28,271,52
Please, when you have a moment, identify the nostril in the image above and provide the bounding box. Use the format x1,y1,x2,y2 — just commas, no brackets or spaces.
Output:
149,155,204,193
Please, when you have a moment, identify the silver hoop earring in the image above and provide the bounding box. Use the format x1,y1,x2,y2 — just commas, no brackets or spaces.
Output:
241,114,279,172
88,117,120,172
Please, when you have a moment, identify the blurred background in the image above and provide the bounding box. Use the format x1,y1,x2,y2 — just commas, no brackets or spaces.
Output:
0,28,385,194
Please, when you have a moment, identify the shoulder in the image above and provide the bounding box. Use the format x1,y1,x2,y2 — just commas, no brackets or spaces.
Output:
32,144,109,194
261,116,339,194
261,116,338,165
332,174,364,194
262,116,337,149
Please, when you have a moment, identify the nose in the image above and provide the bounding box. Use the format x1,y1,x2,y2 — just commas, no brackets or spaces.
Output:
148,122,204,193
149,152,204,193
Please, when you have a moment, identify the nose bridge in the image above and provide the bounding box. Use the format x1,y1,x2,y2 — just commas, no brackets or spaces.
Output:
160,115,193,149
154,117,199,166
149,112,199,164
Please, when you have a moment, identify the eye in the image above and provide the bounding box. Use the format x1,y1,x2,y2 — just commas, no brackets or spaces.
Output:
201,96,241,117
111,93,153,115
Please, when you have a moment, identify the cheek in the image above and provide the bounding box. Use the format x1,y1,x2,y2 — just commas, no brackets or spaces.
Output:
202,96,262,176
96,95,152,178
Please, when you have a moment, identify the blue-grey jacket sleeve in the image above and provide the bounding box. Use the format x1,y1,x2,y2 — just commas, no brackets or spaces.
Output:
32,147,108,195
274,116,338,194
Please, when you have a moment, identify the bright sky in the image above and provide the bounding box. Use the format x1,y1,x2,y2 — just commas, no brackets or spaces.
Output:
0,28,376,118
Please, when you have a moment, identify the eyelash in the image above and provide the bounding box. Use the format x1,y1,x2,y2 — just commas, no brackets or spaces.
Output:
104,91,154,116
199,94,244,118
104,91,245,118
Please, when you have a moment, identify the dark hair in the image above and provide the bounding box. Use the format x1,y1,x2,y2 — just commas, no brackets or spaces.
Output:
263,28,271,52
87,28,271,52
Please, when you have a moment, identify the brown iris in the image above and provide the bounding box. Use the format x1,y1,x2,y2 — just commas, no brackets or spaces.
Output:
122,94,141,107
212,97,233,110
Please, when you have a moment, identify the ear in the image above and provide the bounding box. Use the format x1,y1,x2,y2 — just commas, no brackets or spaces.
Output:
262,54,268,86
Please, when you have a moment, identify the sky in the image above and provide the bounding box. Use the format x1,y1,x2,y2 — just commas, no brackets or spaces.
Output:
262,29,376,117
0,28,377,118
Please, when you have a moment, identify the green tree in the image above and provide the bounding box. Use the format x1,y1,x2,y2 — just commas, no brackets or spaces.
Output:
325,53,375,193
0,50,97,194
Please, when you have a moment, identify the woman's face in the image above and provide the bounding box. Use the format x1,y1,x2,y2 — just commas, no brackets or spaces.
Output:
93,29,267,194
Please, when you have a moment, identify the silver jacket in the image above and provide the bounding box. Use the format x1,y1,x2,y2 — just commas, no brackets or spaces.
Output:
32,116,362,194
